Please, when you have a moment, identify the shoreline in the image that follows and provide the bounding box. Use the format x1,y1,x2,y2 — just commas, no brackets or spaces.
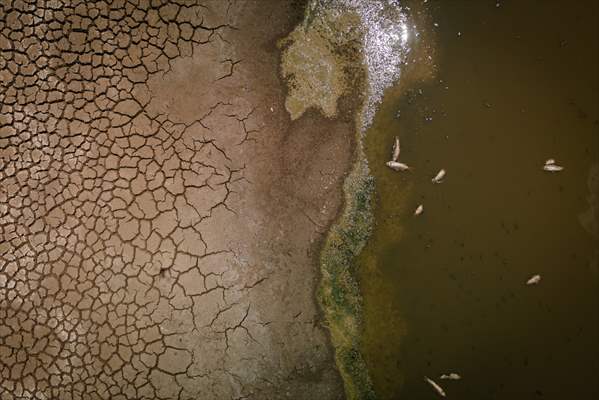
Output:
318,132,377,399
279,1,437,398
278,2,376,397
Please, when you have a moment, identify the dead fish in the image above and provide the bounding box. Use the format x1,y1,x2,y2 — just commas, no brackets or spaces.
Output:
432,169,446,183
386,161,410,171
440,373,461,380
543,163,564,172
425,376,446,397
526,274,541,285
414,204,424,216
545,159,556,165
392,136,401,161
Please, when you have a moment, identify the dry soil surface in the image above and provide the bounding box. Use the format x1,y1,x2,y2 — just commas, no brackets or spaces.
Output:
0,1,354,399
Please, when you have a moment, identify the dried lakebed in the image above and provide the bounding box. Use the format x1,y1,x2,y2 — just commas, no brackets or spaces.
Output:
1,1,358,399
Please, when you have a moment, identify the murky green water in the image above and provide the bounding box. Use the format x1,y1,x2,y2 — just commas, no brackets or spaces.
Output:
359,1,599,399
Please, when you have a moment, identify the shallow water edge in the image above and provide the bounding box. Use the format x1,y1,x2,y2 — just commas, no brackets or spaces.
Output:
279,1,434,398
279,2,376,397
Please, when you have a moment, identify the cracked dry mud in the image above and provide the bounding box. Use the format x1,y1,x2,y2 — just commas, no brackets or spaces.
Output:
0,1,354,399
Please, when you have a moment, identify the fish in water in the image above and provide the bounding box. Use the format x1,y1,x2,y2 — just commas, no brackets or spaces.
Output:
432,169,446,183
392,136,401,161
543,162,564,172
440,373,461,380
545,158,556,165
425,376,446,397
386,161,410,171
414,204,424,216
526,274,541,285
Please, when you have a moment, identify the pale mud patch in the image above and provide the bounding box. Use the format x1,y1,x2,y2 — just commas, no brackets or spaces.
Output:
279,9,361,120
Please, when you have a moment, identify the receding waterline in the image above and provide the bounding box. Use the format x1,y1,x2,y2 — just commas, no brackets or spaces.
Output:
280,0,418,397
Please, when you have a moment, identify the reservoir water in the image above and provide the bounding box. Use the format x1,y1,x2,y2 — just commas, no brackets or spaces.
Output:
358,1,599,399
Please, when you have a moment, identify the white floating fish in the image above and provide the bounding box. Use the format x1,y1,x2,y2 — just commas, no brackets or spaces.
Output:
425,376,446,397
392,136,401,162
432,169,446,183
440,373,461,380
545,159,555,165
386,161,410,171
414,204,424,216
543,163,563,172
526,274,541,285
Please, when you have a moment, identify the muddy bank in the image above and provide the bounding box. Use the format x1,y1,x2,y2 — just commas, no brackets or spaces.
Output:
278,1,435,399
0,1,359,398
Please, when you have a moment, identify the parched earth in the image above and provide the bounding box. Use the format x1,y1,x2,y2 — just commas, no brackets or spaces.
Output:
0,1,356,399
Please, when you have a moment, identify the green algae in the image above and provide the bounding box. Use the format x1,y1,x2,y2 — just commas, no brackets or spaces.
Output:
318,149,377,400
280,2,379,398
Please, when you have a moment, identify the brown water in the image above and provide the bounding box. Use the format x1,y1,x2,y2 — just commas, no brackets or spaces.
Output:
359,1,599,399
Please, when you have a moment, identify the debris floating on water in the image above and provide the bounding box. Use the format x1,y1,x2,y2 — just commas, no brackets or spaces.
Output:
440,373,461,380
386,161,410,171
526,274,541,285
414,204,424,216
347,0,411,131
432,169,446,183
425,376,447,397
392,136,401,162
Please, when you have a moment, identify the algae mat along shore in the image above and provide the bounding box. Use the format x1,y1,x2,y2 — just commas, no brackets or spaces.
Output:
358,1,598,399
